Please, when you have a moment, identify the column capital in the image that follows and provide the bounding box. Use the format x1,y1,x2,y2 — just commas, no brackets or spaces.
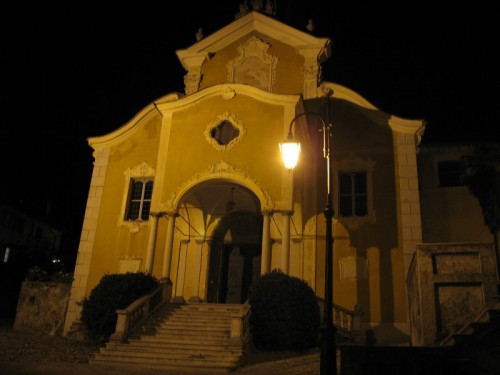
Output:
261,209,274,216
281,210,294,216
163,211,179,219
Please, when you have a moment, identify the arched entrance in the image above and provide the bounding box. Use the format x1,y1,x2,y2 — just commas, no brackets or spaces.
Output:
177,180,263,303
206,188,262,304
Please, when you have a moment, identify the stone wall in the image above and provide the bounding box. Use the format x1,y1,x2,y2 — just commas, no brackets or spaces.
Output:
14,281,71,336
407,242,497,346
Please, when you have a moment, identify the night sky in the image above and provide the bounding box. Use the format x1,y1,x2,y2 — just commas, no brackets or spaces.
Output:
2,1,499,256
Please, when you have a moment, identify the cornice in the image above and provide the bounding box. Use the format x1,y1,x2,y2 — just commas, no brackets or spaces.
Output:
176,11,331,71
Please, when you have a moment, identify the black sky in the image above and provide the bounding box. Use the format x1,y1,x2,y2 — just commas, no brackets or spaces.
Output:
2,1,499,252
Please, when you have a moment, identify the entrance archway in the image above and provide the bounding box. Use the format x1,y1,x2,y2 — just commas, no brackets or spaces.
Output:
207,211,262,304
177,181,263,303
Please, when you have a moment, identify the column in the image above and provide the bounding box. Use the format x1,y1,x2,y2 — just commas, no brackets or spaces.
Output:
260,210,272,275
281,211,292,274
174,239,190,303
189,239,204,303
162,211,177,281
145,212,160,274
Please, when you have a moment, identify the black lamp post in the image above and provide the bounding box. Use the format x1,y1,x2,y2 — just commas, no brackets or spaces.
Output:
279,108,336,375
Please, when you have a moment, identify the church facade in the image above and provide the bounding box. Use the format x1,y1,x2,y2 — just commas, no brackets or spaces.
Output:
62,11,493,343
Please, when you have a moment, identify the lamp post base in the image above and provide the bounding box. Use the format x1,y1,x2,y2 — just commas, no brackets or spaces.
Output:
319,323,337,375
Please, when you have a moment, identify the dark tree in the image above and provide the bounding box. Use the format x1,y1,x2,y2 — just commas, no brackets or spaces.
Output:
462,143,500,289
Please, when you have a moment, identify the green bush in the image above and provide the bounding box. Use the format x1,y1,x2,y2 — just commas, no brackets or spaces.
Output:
248,269,320,351
81,272,159,340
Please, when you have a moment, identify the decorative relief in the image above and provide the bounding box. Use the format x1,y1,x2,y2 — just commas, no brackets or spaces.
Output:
221,86,236,100
204,112,246,151
123,161,155,179
303,63,318,80
227,36,278,92
184,70,202,95
207,159,236,174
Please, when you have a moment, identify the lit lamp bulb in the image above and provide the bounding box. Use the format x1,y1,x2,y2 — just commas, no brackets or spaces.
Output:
279,139,301,170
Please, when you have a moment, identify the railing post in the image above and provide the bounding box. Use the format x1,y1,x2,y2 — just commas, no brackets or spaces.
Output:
160,278,172,303
352,304,362,331
110,310,129,343
230,314,243,345
229,305,251,346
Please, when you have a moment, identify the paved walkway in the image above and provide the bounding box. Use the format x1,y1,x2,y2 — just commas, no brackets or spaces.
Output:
1,353,322,375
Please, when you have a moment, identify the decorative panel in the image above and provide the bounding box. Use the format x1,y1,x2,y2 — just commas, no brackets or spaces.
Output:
434,283,484,333
432,252,481,274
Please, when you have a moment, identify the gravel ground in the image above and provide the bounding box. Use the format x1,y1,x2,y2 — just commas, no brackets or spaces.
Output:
0,319,320,374
0,319,99,365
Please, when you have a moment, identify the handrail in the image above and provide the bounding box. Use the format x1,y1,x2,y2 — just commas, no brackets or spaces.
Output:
109,279,172,343
333,303,363,338
318,298,363,342
439,299,500,346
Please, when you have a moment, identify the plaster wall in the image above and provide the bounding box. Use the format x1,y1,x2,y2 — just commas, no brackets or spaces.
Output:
85,113,162,293
418,146,491,243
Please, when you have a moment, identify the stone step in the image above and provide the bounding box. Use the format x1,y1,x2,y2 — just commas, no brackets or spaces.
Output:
145,317,231,326
96,302,248,373
107,340,243,354
166,312,238,319
142,327,230,340
90,353,239,372
95,347,241,362
134,330,230,339
179,303,243,310
142,319,231,329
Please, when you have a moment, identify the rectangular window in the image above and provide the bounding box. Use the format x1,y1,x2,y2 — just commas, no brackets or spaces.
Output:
438,160,463,187
339,172,367,217
126,179,153,221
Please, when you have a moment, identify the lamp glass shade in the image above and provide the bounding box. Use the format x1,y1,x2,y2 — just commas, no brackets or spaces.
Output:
280,140,301,170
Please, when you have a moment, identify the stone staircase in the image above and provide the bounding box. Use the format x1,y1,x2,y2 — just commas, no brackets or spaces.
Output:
90,303,249,373
440,303,500,348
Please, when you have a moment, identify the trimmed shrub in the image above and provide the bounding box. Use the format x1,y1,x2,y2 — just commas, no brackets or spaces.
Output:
248,269,320,351
81,272,159,340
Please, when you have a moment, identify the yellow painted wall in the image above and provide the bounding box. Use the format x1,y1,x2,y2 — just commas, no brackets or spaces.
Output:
160,94,287,205
85,113,162,293
312,99,406,325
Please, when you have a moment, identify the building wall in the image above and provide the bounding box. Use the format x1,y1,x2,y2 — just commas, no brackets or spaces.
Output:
85,111,162,295
418,145,491,243
158,93,289,206
63,12,426,341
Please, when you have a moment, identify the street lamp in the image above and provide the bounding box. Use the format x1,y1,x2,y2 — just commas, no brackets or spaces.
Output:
279,109,336,375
